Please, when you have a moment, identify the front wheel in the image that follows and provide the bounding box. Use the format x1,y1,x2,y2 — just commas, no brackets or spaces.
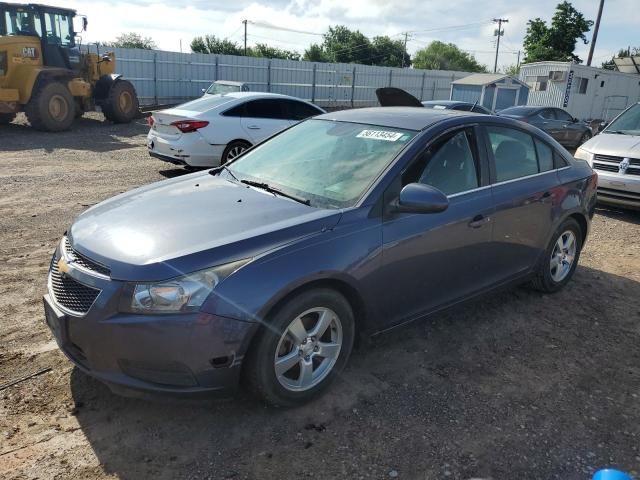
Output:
531,217,583,293
102,80,139,123
244,289,355,406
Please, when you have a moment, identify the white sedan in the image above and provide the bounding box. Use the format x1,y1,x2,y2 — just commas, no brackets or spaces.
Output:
146,92,325,168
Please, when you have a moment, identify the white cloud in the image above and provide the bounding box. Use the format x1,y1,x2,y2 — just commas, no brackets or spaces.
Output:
6,0,634,69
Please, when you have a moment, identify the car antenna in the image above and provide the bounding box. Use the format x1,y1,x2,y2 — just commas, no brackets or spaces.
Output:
472,100,478,110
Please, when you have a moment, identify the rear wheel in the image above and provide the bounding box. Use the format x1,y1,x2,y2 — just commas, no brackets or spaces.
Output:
102,80,139,123
221,140,251,165
0,113,15,125
25,82,75,132
244,288,355,406
531,218,583,293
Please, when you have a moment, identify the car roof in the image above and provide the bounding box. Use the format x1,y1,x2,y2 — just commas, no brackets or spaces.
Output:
213,80,247,86
215,92,303,100
315,106,479,131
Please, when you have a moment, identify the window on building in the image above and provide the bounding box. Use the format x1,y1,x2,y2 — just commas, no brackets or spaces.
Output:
526,75,548,92
575,77,589,94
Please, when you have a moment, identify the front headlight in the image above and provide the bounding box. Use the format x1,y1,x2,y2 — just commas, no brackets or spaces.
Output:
123,259,250,314
574,147,594,165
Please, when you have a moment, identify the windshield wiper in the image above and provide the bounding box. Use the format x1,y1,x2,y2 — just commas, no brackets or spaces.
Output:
606,130,628,135
241,179,311,206
209,165,240,182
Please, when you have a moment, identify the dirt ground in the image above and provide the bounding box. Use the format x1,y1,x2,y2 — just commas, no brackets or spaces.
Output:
1,113,639,480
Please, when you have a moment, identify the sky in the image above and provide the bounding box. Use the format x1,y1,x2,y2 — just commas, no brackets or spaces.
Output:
9,0,637,71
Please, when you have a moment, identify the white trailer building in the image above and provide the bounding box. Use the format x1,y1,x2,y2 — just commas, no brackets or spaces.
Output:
519,61,640,122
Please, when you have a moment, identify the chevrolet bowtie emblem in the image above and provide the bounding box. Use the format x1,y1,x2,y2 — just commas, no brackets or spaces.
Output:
619,158,630,175
57,257,70,275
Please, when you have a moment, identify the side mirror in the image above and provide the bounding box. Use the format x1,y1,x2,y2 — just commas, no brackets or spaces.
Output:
82,17,88,32
392,183,449,214
101,55,112,62
572,117,579,123
201,88,206,94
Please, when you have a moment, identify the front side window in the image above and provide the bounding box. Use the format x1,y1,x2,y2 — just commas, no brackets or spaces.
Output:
407,130,479,196
228,120,416,208
555,109,573,122
43,12,73,46
605,103,640,135
487,126,538,182
539,109,556,120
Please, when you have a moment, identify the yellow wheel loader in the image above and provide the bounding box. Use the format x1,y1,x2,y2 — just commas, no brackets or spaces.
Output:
0,3,139,131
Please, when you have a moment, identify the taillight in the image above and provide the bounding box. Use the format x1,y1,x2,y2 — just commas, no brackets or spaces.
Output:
171,120,210,133
147,115,155,127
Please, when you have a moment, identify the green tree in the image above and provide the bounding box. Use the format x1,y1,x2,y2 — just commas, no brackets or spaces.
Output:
106,32,156,50
371,36,410,67
249,43,301,61
303,43,330,62
190,35,242,55
322,25,373,64
504,64,521,76
523,1,594,63
413,41,487,72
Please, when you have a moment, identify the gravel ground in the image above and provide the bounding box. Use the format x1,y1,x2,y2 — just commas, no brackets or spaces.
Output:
1,113,639,480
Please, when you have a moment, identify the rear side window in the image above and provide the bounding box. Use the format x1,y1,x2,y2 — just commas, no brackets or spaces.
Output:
487,126,538,182
282,100,323,121
452,104,472,111
555,109,573,122
243,99,287,119
534,139,554,172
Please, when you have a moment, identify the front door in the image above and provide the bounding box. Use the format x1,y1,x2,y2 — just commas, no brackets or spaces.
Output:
380,127,496,328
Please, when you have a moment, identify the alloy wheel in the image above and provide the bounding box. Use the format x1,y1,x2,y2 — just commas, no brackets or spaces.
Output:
550,230,577,282
226,145,246,161
274,307,343,392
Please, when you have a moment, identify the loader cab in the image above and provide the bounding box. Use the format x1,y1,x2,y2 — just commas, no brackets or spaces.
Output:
0,3,80,70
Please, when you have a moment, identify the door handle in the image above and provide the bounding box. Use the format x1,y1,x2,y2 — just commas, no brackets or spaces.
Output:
247,125,261,130
468,214,488,228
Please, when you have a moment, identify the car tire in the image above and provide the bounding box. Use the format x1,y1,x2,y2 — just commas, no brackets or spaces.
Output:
221,140,251,164
25,82,75,132
102,80,139,123
244,288,355,406
531,217,583,293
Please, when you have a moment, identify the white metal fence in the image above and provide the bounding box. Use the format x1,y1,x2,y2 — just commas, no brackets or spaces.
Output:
84,45,471,107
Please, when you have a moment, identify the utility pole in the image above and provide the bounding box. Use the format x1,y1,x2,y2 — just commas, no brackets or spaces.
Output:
243,19,247,56
402,32,408,68
493,18,508,73
587,0,605,66
516,50,521,70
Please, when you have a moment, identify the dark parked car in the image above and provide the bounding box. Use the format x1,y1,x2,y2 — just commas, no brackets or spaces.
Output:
498,106,593,148
422,100,493,115
44,107,597,406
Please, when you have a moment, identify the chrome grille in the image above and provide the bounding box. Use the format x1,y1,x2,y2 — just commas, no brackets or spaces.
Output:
63,237,110,277
593,154,640,165
49,257,101,315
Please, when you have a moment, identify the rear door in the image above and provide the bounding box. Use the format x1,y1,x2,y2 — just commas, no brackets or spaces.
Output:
239,99,293,143
483,124,559,280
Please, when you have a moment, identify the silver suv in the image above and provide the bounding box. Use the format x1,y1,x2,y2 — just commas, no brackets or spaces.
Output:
575,103,640,209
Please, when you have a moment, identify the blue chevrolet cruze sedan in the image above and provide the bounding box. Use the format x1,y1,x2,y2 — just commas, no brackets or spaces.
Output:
44,107,597,406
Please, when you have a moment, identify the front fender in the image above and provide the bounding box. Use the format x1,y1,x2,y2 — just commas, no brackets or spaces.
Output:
93,74,123,102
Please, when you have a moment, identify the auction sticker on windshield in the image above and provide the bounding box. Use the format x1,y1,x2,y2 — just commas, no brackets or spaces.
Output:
356,130,404,141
